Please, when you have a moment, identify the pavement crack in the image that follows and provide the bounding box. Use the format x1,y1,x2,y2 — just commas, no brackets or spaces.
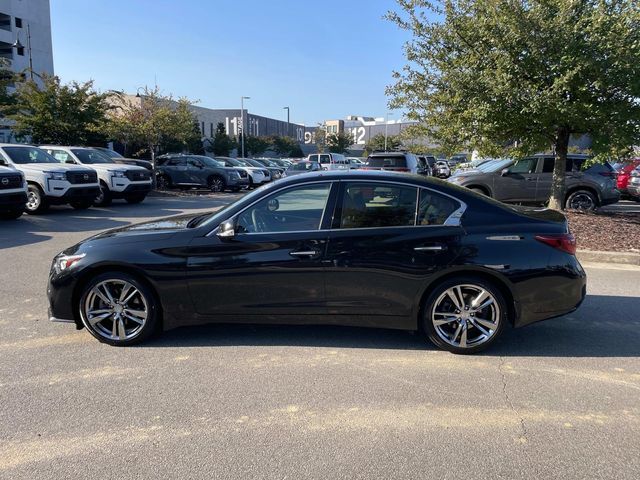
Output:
498,356,529,444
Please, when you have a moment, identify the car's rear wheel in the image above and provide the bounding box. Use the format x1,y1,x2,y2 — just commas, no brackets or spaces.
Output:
208,175,225,193
25,184,48,214
79,272,159,346
565,190,597,211
93,182,112,207
422,277,507,354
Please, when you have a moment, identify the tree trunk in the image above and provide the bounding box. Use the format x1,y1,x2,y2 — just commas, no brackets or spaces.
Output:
547,127,570,211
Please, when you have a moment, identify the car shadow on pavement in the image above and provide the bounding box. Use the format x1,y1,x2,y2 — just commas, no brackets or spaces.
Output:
141,295,639,357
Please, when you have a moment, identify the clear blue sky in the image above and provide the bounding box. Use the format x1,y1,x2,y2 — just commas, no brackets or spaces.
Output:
50,0,409,126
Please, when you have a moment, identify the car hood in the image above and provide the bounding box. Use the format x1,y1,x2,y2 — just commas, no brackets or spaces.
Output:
15,163,96,173
84,163,147,173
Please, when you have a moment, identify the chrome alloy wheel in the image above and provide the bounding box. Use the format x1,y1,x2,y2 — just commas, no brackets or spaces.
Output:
568,192,595,210
431,284,500,349
26,189,40,211
83,279,149,341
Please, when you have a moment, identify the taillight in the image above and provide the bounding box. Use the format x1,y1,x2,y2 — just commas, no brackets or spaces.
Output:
534,233,577,255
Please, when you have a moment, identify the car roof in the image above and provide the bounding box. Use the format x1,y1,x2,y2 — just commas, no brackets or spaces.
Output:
273,169,449,188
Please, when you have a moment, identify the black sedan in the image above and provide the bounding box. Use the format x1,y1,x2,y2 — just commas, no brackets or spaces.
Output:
47,171,586,353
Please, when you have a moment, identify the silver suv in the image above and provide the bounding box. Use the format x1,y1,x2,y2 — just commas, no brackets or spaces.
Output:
448,154,619,210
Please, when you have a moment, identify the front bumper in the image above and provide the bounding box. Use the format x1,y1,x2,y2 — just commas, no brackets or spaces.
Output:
47,186,100,204
0,191,27,209
111,182,153,197
227,176,250,188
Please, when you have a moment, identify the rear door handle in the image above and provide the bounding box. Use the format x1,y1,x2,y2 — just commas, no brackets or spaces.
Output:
414,245,445,252
289,250,319,257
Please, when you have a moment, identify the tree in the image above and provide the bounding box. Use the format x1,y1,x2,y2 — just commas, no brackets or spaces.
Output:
8,75,112,145
326,131,354,154
364,133,402,153
387,0,640,210
208,122,236,156
270,135,299,156
244,136,271,156
0,58,17,117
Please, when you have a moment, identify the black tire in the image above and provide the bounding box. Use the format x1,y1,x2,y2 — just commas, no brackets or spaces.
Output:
156,175,171,190
421,277,508,354
565,189,597,211
125,194,147,204
78,272,160,346
70,200,93,210
0,207,24,220
25,184,49,214
208,175,225,193
93,182,112,207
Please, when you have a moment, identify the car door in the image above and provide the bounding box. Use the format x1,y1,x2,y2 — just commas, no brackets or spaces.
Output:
185,157,207,186
493,157,538,203
186,181,337,317
323,181,464,327
163,158,189,184
534,156,556,202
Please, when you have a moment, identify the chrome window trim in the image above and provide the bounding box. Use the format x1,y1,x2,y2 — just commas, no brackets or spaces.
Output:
205,178,467,237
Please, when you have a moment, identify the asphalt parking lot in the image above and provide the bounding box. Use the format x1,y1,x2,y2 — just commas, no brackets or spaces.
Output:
1,195,639,479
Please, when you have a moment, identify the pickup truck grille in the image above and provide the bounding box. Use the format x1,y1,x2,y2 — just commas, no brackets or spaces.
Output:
66,171,98,184
0,174,22,190
125,170,152,181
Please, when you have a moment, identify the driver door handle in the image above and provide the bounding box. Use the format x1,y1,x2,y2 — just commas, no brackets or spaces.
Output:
414,245,445,252
289,250,319,257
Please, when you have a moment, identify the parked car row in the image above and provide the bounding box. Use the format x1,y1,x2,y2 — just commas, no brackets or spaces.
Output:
0,144,152,219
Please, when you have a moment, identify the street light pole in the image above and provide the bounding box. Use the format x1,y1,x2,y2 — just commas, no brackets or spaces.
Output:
240,96,250,158
11,22,34,81
384,112,393,151
283,106,290,136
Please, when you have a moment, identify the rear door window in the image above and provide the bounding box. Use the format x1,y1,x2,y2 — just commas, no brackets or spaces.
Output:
366,155,408,169
337,182,417,229
319,154,331,164
417,190,459,225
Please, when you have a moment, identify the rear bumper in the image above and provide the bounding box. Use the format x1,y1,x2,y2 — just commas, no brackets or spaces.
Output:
514,256,587,328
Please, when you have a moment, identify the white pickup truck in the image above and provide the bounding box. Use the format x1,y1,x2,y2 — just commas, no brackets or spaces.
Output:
0,144,100,214
41,146,153,206
0,165,27,220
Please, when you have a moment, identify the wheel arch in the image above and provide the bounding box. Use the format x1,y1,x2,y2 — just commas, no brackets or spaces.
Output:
465,184,492,197
565,185,600,207
71,264,164,330
415,267,517,331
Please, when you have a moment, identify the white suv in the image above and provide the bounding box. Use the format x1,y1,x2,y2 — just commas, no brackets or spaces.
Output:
0,144,99,214
306,153,349,171
0,165,27,220
41,146,152,206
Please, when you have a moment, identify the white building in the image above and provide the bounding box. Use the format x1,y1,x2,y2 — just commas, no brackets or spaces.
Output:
0,0,54,79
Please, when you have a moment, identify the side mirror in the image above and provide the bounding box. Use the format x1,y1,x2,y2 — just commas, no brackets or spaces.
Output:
217,220,235,239
218,220,236,239
501,168,510,176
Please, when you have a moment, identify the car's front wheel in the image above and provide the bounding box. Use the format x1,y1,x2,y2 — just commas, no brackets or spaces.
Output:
79,272,159,346
422,277,507,354
93,182,112,207
208,175,225,193
25,184,49,214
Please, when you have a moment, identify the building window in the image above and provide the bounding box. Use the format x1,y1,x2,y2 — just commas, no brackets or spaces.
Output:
17,47,24,56
201,121,205,135
15,17,23,28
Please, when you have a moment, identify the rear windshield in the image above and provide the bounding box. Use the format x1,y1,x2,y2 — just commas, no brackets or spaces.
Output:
367,155,407,168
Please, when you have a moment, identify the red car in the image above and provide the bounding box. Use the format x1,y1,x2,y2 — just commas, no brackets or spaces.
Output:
616,160,640,194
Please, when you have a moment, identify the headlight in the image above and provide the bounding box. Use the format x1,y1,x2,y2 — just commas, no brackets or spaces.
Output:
46,171,66,181
110,170,127,178
53,253,85,274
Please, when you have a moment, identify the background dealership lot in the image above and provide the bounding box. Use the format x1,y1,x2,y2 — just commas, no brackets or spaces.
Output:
1,197,638,479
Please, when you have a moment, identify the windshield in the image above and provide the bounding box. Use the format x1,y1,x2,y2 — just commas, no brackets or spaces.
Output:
477,159,513,172
96,148,124,159
4,146,59,164
71,149,114,164
200,157,225,168
244,159,265,167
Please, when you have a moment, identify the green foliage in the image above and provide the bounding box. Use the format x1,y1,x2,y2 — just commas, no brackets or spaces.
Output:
270,135,299,156
326,131,354,153
0,58,17,117
208,122,237,156
8,75,112,145
387,0,640,209
364,133,402,153
244,136,271,156
289,144,304,158
108,87,201,162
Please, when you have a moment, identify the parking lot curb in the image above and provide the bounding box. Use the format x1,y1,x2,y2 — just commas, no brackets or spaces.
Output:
576,249,640,266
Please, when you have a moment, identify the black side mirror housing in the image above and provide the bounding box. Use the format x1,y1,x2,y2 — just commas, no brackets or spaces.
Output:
501,168,510,176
